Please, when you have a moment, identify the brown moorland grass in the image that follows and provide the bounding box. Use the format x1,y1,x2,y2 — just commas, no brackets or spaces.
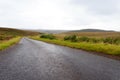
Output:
0,27,40,41
55,32,120,39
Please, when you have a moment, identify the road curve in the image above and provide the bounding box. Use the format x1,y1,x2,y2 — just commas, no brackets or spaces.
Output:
0,38,120,80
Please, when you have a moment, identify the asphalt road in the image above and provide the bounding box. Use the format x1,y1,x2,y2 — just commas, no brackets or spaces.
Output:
0,38,120,80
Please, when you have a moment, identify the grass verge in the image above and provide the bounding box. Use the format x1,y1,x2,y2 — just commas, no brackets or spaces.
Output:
0,37,21,51
31,36,120,55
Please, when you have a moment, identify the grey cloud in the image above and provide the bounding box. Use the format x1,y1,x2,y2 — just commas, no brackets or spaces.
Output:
72,0,120,15
0,0,120,30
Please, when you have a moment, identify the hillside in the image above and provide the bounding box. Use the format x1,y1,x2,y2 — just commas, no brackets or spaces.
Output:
27,29,115,34
57,29,119,39
0,28,40,36
30,29,69,34
70,29,115,32
0,27,39,40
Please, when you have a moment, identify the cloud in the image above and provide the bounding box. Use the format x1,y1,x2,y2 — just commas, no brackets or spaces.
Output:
72,0,120,15
0,0,120,31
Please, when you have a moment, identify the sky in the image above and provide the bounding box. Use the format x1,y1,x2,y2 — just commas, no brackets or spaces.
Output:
0,0,120,31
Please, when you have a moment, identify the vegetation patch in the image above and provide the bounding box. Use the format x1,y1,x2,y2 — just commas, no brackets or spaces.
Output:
63,35,120,45
64,35,78,42
40,34,56,40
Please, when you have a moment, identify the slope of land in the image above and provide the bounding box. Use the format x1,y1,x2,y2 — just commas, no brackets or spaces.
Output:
0,27,39,40
29,29,69,34
70,29,115,32
54,29,118,39
57,32,120,39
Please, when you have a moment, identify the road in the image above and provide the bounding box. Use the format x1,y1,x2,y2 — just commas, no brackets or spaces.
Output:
0,38,120,80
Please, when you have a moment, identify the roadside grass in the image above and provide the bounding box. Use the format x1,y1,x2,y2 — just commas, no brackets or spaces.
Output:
31,36,120,55
0,37,21,50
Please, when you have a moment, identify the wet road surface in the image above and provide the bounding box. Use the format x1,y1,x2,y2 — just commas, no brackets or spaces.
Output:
0,38,120,80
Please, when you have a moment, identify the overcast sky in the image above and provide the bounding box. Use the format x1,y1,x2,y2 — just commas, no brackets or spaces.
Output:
0,0,120,31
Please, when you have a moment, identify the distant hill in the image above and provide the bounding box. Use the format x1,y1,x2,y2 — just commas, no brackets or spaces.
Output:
31,29,69,34
28,29,116,34
70,29,115,32
0,28,39,36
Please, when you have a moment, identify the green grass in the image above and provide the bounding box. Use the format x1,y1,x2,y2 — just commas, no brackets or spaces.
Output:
0,37,21,50
31,36,120,55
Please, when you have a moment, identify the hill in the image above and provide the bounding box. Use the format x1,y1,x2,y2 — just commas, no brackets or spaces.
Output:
70,29,115,32
0,27,39,40
30,29,69,34
57,29,119,39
